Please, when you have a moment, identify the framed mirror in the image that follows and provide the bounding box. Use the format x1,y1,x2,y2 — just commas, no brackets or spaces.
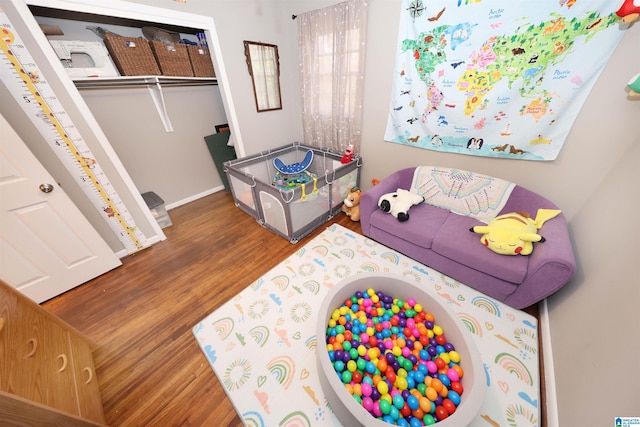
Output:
244,41,282,112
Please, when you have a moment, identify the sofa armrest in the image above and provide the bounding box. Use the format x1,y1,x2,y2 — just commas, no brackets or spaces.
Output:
360,167,416,235
509,213,576,308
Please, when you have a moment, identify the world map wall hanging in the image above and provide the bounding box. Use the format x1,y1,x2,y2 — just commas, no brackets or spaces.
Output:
384,0,626,161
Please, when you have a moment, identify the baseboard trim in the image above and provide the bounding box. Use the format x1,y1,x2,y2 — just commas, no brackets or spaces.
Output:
166,186,224,210
540,299,559,427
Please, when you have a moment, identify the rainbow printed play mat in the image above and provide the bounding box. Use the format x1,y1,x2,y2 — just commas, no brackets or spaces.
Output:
193,224,540,426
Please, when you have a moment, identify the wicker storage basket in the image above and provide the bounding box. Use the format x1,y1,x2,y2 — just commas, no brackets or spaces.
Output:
150,40,194,77
104,34,160,76
186,45,216,77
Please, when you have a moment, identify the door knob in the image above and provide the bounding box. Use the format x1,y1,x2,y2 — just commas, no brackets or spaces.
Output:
39,183,54,193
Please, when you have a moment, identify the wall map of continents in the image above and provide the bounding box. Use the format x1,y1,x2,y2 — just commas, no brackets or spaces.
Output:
385,0,626,160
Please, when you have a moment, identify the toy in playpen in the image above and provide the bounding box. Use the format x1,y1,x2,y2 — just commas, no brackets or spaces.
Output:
272,149,319,201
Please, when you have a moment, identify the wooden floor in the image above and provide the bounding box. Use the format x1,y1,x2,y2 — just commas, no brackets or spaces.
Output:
43,191,544,426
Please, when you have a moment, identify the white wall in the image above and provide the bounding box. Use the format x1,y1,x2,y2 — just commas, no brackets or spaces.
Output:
79,85,227,205
542,29,640,426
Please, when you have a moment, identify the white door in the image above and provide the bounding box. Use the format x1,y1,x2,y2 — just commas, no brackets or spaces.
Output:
0,114,121,303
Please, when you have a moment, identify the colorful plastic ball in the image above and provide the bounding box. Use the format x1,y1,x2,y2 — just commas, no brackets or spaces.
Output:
442,398,456,415
447,390,461,406
423,413,436,425
418,396,432,412
379,399,391,415
349,348,359,360
450,381,463,395
447,367,460,382
365,361,376,374
325,287,468,425
362,396,373,412
425,386,438,402
361,381,372,397
376,381,389,395
392,393,405,409
399,402,411,418
362,396,374,412
406,394,419,411
395,376,408,391
438,373,451,387
435,405,448,421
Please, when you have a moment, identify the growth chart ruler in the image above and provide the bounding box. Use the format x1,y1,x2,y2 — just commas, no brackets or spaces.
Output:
0,10,147,253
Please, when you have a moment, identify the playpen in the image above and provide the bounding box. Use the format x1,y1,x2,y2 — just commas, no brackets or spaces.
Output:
225,142,362,243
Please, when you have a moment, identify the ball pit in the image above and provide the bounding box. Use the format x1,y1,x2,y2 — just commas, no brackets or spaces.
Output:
316,273,485,427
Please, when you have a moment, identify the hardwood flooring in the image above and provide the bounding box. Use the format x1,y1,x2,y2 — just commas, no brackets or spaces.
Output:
43,191,360,426
42,190,544,426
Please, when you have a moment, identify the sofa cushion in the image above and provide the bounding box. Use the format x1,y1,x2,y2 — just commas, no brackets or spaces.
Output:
431,213,528,284
369,203,450,249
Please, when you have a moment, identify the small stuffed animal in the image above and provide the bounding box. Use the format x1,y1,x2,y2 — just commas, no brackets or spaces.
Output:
378,188,424,222
341,144,354,164
470,209,561,255
342,187,362,221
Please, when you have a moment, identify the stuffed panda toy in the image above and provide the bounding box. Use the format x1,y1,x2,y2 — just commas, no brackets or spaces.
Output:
378,188,424,222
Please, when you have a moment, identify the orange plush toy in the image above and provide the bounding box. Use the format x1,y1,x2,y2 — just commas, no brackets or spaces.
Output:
341,187,362,221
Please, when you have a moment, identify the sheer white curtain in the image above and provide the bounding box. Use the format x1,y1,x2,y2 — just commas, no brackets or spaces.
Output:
298,0,368,155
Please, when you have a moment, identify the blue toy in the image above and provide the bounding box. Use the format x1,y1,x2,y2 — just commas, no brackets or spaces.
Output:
273,150,313,175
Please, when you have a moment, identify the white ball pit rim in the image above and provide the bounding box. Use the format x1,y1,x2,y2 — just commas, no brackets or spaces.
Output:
316,272,486,427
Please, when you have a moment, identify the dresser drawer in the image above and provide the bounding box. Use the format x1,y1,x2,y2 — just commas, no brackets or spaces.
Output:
69,333,105,423
0,282,106,425
2,294,77,414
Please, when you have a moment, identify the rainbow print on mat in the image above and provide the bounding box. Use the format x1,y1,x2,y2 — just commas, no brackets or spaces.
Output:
248,325,270,347
495,352,534,386
279,410,312,427
472,295,502,317
266,355,295,390
211,317,234,340
193,223,540,426
458,312,484,337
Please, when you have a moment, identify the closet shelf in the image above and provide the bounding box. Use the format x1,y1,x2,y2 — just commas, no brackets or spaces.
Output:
73,76,218,132
73,75,217,89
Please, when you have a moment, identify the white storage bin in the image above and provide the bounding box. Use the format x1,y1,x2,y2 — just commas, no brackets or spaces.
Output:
142,191,172,228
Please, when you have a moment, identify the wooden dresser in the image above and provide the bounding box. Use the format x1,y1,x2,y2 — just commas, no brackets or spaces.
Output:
0,281,107,426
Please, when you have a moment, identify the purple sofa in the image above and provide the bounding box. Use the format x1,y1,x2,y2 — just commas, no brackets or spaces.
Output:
360,167,576,309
